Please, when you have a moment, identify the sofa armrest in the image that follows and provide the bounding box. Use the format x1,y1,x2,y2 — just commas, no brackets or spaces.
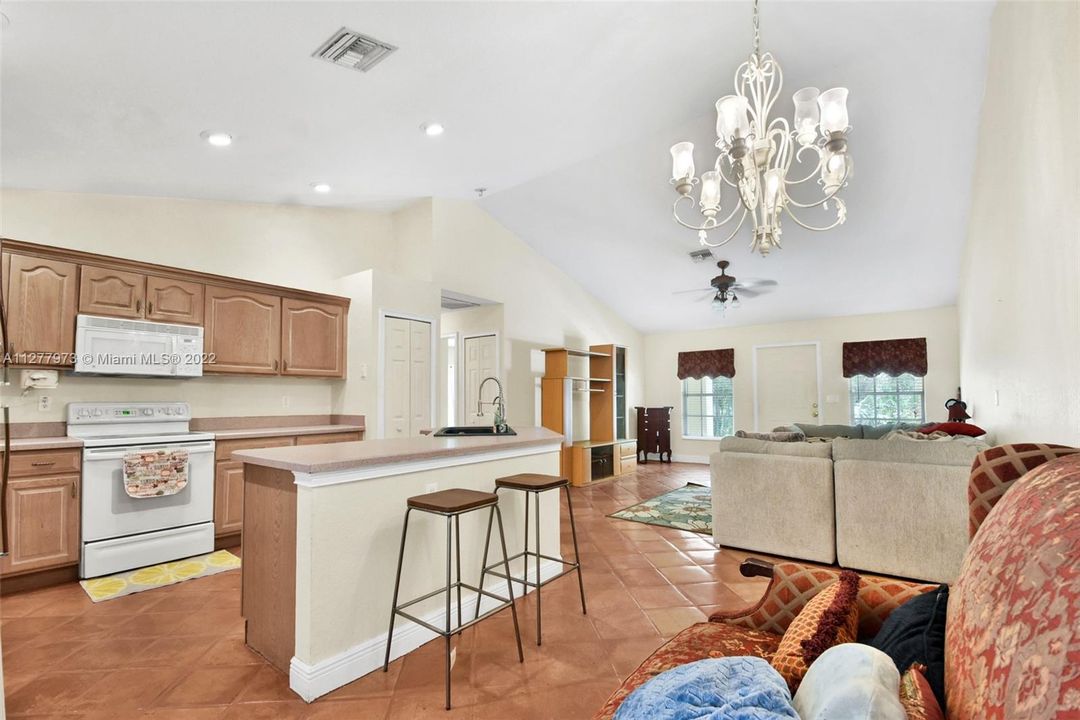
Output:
709,558,936,638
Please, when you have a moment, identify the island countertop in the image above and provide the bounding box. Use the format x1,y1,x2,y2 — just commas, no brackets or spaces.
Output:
232,426,563,474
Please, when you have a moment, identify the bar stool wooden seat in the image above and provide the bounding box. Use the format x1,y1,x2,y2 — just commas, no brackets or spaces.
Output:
383,487,523,710
476,473,586,645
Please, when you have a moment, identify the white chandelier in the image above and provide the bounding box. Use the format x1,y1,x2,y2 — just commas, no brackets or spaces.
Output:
669,0,852,256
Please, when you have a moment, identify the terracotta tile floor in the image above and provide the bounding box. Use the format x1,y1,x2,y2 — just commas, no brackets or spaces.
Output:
2,462,771,719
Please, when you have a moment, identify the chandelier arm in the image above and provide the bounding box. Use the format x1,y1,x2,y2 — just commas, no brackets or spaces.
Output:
785,149,825,185
784,163,850,208
784,201,846,232
699,210,748,247
672,195,744,232
715,156,740,188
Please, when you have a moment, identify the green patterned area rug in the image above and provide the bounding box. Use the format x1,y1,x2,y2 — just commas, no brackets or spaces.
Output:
609,484,712,534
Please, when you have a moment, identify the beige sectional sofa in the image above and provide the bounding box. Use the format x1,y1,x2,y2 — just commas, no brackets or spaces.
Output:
710,435,987,583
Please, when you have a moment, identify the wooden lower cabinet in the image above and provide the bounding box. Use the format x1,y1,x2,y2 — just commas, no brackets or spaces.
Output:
213,431,362,538
214,461,246,536
0,457,81,577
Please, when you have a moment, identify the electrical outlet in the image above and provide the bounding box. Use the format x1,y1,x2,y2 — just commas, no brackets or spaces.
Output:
359,363,369,379
282,395,291,409
424,482,438,494
994,390,1000,406
38,395,52,411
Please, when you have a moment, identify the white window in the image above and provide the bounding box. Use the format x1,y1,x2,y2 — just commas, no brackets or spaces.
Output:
682,376,735,438
850,372,925,426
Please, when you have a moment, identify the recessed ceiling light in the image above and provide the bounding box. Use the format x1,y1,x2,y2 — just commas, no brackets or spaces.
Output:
311,183,332,193
200,131,233,147
421,122,444,137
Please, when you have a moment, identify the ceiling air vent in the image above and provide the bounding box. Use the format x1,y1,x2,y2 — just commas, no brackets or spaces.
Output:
689,248,714,263
313,27,397,72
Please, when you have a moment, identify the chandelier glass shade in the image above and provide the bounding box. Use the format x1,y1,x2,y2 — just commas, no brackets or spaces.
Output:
669,0,852,256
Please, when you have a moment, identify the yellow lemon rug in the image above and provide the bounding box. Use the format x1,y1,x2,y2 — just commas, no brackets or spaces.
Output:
79,550,241,602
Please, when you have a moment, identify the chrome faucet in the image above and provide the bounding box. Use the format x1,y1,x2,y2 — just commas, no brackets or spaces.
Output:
477,376,508,433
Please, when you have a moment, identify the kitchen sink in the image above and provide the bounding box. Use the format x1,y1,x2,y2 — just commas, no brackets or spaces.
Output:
432,426,517,437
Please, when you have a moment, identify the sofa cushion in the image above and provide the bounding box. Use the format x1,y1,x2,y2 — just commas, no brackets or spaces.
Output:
795,422,864,439
593,622,783,720
967,443,1080,538
832,437,985,466
868,585,948,708
735,430,806,442
612,657,799,720
899,664,946,720
919,422,986,437
771,570,861,691
792,644,906,720
718,437,833,459
945,453,1080,720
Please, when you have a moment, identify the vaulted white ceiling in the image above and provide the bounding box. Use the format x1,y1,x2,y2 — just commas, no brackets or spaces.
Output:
1,1,994,332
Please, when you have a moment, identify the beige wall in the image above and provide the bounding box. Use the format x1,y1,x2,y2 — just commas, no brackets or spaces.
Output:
958,1,1080,446
644,306,960,460
0,190,395,423
389,199,646,434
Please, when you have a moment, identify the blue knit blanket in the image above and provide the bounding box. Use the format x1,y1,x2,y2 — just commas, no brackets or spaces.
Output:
614,657,800,720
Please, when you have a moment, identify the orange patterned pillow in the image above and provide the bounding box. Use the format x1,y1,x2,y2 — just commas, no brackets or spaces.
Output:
770,570,861,691
899,664,945,720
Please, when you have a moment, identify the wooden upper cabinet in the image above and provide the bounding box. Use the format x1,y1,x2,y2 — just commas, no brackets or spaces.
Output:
146,276,204,325
79,265,146,319
2,252,78,365
281,299,346,378
204,287,281,374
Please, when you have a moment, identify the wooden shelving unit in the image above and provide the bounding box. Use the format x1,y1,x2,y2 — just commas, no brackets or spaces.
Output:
541,346,636,486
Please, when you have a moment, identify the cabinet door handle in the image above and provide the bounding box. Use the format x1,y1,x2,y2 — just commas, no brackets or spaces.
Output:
273,360,279,371
31,461,56,467
283,360,288,371
71,481,77,498
136,300,142,313
147,301,154,314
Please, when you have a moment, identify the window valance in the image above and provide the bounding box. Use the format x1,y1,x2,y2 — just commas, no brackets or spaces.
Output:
677,349,735,379
842,337,927,378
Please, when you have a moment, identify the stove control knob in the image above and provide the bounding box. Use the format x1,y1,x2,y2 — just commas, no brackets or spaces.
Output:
93,409,103,417
143,408,153,416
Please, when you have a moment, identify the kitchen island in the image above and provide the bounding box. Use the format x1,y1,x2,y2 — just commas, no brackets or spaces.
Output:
233,427,564,701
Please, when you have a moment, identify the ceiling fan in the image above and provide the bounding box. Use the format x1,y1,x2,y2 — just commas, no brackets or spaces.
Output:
674,260,777,312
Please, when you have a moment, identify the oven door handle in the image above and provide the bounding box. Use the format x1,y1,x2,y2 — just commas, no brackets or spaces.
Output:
83,442,216,461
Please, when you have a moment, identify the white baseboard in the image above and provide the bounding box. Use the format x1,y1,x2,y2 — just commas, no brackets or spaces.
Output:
289,557,565,702
670,454,710,464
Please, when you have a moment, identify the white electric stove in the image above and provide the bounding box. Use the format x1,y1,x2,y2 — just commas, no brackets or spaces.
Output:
67,402,216,578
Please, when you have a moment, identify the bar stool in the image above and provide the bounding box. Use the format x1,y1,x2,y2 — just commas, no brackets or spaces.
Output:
476,474,586,645
383,488,524,710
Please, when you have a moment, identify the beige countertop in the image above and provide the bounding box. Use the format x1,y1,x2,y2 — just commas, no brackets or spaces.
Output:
0,436,84,452
210,424,365,441
234,426,563,474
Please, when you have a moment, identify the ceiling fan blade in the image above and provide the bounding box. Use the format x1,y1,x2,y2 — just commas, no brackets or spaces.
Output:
672,288,716,296
733,286,774,298
734,278,778,289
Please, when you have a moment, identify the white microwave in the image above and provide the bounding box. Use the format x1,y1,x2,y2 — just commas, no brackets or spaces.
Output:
74,315,204,377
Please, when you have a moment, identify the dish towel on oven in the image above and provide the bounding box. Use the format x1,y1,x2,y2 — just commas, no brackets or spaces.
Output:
122,449,189,498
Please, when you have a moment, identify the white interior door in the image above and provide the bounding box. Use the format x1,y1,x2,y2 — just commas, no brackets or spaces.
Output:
754,343,821,431
463,334,498,426
385,317,411,437
408,320,432,436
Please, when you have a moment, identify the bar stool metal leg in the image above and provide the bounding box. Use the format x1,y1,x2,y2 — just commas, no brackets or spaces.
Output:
383,508,413,672
534,489,542,644
564,486,588,615
474,507,495,623
494,505,525,663
444,515,453,709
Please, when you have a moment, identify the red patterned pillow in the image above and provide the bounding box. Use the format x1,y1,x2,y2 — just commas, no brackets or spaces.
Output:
770,570,861,691
919,422,985,437
899,664,945,720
